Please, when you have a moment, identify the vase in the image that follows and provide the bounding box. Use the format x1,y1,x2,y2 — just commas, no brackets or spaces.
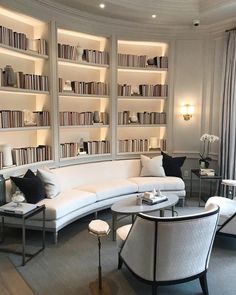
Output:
0,144,13,167
93,111,100,123
130,112,138,123
199,159,209,169
76,44,84,62
4,65,16,87
0,174,6,205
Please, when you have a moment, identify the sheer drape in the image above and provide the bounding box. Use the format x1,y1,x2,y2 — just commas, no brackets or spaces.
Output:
220,30,236,179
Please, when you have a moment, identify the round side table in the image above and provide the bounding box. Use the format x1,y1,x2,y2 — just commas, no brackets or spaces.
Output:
88,219,112,295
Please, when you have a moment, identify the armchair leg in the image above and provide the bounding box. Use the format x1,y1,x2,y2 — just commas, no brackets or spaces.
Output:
199,273,209,295
118,254,123,269
152,284,157,295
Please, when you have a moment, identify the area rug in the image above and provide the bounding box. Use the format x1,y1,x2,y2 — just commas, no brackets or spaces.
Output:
7,204,236,295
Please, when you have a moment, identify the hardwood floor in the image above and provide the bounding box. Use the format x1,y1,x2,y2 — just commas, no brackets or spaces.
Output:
0,255,34,295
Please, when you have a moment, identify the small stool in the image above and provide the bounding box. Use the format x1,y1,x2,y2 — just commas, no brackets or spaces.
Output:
222,179,236,199
88,219,111,294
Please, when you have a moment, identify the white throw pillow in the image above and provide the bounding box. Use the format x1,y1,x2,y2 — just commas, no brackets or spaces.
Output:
140,155,166,177
37,167,61,198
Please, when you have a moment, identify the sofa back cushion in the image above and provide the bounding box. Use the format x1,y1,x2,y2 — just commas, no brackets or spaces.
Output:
52,159,141,191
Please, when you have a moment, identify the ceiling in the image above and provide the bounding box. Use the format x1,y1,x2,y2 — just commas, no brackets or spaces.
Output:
48,0,236,26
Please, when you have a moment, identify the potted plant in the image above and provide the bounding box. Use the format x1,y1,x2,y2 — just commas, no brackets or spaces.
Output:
199,134,219,168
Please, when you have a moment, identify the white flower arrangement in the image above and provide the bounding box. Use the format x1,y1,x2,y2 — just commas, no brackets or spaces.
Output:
200,133,219,162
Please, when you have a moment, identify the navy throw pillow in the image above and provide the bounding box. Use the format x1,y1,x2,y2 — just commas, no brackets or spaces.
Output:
11,169,45,204
161,151,186,178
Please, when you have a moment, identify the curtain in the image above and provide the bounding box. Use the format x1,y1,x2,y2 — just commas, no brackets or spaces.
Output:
220,30,236,179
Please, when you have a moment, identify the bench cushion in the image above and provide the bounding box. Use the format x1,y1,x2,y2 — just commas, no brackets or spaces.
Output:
78,179,138,201
35,189,96,220
128,176,185,192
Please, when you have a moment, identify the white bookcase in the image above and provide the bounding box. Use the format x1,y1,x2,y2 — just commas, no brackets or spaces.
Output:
57,28,111,164
0,6,52,173
116,40,168,157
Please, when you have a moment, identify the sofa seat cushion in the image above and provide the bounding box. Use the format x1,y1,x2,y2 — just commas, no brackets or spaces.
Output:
128,176,185,193
78,179,138,201
205,196,236,225
35,189,97,220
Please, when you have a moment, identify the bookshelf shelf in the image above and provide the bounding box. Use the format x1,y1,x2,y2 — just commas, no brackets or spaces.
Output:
117,39,168,155
0,43,48,60
59,93,109,99
0,87,50,95
60,125,109,129
58,58,109,69
0,126,50,132
118,66,167,73
117,96,167,100
117,124,166,128
57,27,111,161
0,7,52,172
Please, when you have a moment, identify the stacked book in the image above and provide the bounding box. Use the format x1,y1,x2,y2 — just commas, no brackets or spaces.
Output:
58,43,77,60
12,145,51,166
117,111,166,125
142,192,168,205
200,169,215,176
139,84,168,97
118,53,148,67
67,80,108,95
153,56,168,68
83,49,109,65
59,111,108,126
118,139,150,153
117,84,132,96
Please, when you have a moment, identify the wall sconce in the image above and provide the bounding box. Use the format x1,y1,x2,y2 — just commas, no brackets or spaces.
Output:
181,104,194,121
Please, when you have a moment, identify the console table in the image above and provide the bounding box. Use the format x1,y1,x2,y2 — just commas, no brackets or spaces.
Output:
0,205,45,266
190,169,222,207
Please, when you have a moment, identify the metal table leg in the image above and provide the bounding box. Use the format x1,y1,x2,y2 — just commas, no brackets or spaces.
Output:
112,212,117,241
22,218,26,266
199,178,202,207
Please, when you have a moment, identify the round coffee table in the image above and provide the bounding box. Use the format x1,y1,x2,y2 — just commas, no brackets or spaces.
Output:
111,194,179,240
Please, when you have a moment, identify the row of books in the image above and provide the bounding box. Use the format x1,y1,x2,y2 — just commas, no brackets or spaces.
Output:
60,140,110,157
58,78,108,95
117,84,168,97
0,68,49,91
59,111,109,126
58,43,109,65
12,145,51,166
118,54,168,68
0,110,50,128
118,111,166,125
0,25,48,55
118,54,148,67
118,138,166,153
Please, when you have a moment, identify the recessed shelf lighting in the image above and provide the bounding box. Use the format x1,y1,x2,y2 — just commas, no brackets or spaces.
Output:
99,3,105,9
152,14,157,19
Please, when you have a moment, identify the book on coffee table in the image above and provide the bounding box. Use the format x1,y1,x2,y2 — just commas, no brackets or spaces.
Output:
142,195,168,205
0,202,37,214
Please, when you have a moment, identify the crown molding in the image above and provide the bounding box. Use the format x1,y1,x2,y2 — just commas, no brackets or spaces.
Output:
0,0,234,39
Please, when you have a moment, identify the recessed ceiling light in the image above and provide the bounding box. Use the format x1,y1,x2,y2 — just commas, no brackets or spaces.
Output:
152,14,157,19
99,3,105,9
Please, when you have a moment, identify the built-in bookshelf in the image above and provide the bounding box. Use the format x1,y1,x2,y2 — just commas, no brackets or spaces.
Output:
57,28,110,162
0,7,52,173
116,40,168,156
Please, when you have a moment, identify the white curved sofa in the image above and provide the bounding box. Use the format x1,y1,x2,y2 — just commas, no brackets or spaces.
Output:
5,159,185,243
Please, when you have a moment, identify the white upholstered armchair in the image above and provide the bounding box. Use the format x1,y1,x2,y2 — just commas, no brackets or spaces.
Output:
205,179,236,238
116,204,219,295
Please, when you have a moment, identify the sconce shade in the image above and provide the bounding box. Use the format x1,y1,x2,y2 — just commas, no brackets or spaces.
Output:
181,104,194,121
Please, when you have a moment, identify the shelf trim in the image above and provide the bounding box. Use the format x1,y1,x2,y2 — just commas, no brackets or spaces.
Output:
59,92,109,99
118,66,167,73
117,96,167,100
60,125,109,129
0,126,50,132
0,43,48,60
58,58,109,69
117,124,166,127
0,87,50,95
60,153,112,161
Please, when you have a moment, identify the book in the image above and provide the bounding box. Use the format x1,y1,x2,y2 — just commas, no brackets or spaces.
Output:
200,168,215,176
0,202,37,214
142,195,168,205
